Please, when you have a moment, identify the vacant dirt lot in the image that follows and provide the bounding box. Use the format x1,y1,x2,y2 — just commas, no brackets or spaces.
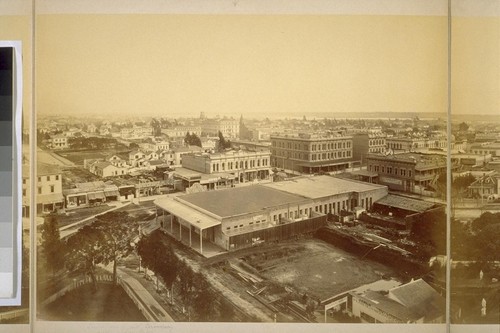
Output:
243,238,398,299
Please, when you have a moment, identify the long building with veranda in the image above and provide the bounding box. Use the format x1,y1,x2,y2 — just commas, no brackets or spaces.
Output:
154,175,387,255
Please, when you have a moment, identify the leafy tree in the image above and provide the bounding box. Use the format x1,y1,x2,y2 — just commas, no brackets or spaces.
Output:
92,211,138,284
471,212,500,233
66,224,107,291
151,118,162,136
189,272,217,321
41,214,65,276
184,132,202,147
453,174,476,192
473,224,500,261
410,210,447,257
217,131,231,151
137,232,178,301
458,122,469,132
66,211,137,289
129,142,140,149
177,259,195,303
155,245,178,299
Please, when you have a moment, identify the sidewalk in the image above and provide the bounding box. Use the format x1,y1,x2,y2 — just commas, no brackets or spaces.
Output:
117,268,175,322
101,261,174,322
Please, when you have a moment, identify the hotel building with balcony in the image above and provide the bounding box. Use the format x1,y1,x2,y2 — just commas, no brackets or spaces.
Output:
270,132,353,174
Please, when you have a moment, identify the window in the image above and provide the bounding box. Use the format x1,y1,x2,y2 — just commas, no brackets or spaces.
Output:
38,187,42,194
22,189,26,197
50,185,55,193
23,178,26,185
38,177,41,182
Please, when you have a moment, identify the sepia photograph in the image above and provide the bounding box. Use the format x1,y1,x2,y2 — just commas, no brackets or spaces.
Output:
0,0,499,332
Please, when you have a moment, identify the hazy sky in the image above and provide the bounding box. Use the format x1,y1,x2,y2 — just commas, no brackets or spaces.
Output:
36,14,450,118
1,0,498,118
452,15,500,115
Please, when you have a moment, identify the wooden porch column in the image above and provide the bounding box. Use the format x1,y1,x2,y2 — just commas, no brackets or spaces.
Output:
189,226,192,246
199,229,203,254
179,221,182,241
170,215,173,233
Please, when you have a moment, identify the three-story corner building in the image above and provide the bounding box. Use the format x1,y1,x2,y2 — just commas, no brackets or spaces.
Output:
270,132,353,174
366,153,447,194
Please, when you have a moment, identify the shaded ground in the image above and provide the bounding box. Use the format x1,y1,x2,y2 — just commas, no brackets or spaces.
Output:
243,239,398,299
40,283,147,322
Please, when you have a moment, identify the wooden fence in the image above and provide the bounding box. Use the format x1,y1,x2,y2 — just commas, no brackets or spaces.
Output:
228,215,327,250
40,274,114,307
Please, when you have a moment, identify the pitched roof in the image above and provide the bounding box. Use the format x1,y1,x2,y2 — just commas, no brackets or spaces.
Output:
374,194,437,213
388,279,445,321
95,161,113,169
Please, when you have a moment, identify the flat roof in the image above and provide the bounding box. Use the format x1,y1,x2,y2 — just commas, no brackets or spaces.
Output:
374,194,437,213
264,175,386,199
178,185,307,218
154,196,221,230
173,167,202,179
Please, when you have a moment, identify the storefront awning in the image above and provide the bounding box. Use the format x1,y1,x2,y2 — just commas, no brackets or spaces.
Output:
104,190,120,197
88,191,106,200
37,193,64,205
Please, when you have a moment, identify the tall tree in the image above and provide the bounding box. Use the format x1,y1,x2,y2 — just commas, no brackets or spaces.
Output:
137,231,178,300
66,224,107,291
190,272,217,321
218,131,231,151
66,211,137,289
92,211,138,284
151,118,162,136
41,213,65,276
458,122,469,132
184,132,202,147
